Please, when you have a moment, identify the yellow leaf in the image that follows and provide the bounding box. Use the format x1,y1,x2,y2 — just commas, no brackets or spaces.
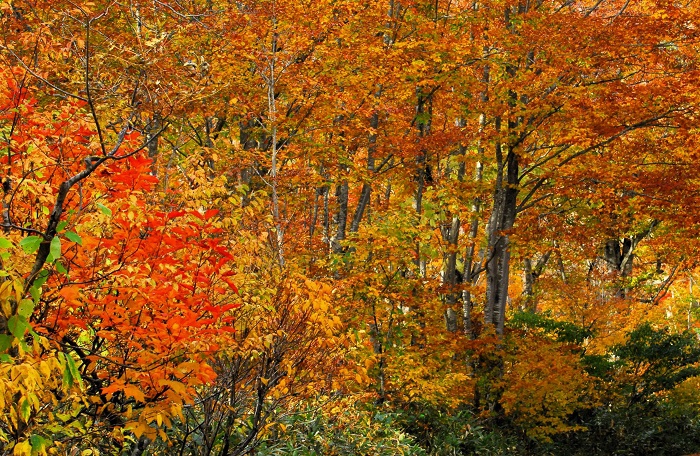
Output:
158,379,187,397
0,281,12,301
171,403,184,422
39,361,51,378
123,385,145,403
13,440,31,456
12,280,22,304
125,421,148,439
1,301,11,318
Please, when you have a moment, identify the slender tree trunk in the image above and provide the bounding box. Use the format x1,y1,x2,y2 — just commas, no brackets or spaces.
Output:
484,130,519,334
268,39,285,267
414,88,432,216
522,251,551,312
310,164,328,240
463,57,489,338
483,2,531,333
414,89,432,277
350,111,378,233
147,113,161,175
603,220,657,298
462,158,481,337
323,180,330,243
442,216,460,332
332,180,348,253
309,185,324,239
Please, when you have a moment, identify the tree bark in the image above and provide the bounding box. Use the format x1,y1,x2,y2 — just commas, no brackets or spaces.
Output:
442,216,460,332
332,180,348,253
522,251,551,312
350,112,378,233
484,133,519,334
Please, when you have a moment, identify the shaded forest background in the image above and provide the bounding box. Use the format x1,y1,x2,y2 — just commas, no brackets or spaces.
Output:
2,0,700,454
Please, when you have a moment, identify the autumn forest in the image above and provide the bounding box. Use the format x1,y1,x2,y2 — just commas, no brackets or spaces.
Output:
2,0,700,454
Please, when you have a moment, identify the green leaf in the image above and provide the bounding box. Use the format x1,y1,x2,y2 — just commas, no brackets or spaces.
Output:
56,221,67,232
0,237,12,249
30,434,48,453
0,335,13,353
65,354,83,389
19,236,42,254
59,353,73,388
63,366,73,388
64,231,82,245
7,315,29,338
96,202,112,217
18,299,34,318
34,270,49,289
30,285,41,303
55,262,67,274
55,412,72,423
20,398,31,421
47,236,61,263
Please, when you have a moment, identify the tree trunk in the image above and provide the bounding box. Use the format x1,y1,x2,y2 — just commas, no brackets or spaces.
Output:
603,220,658,298
463,56,489,338
442,216,460,332
484,134,518,334
350,112,378,233
147,113,161,175
522,251,551,312
332,180,349,253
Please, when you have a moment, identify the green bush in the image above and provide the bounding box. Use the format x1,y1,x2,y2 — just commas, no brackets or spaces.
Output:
255,404,426,456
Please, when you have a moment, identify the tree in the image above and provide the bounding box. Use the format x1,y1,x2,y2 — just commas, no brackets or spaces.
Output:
0,1,242,449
